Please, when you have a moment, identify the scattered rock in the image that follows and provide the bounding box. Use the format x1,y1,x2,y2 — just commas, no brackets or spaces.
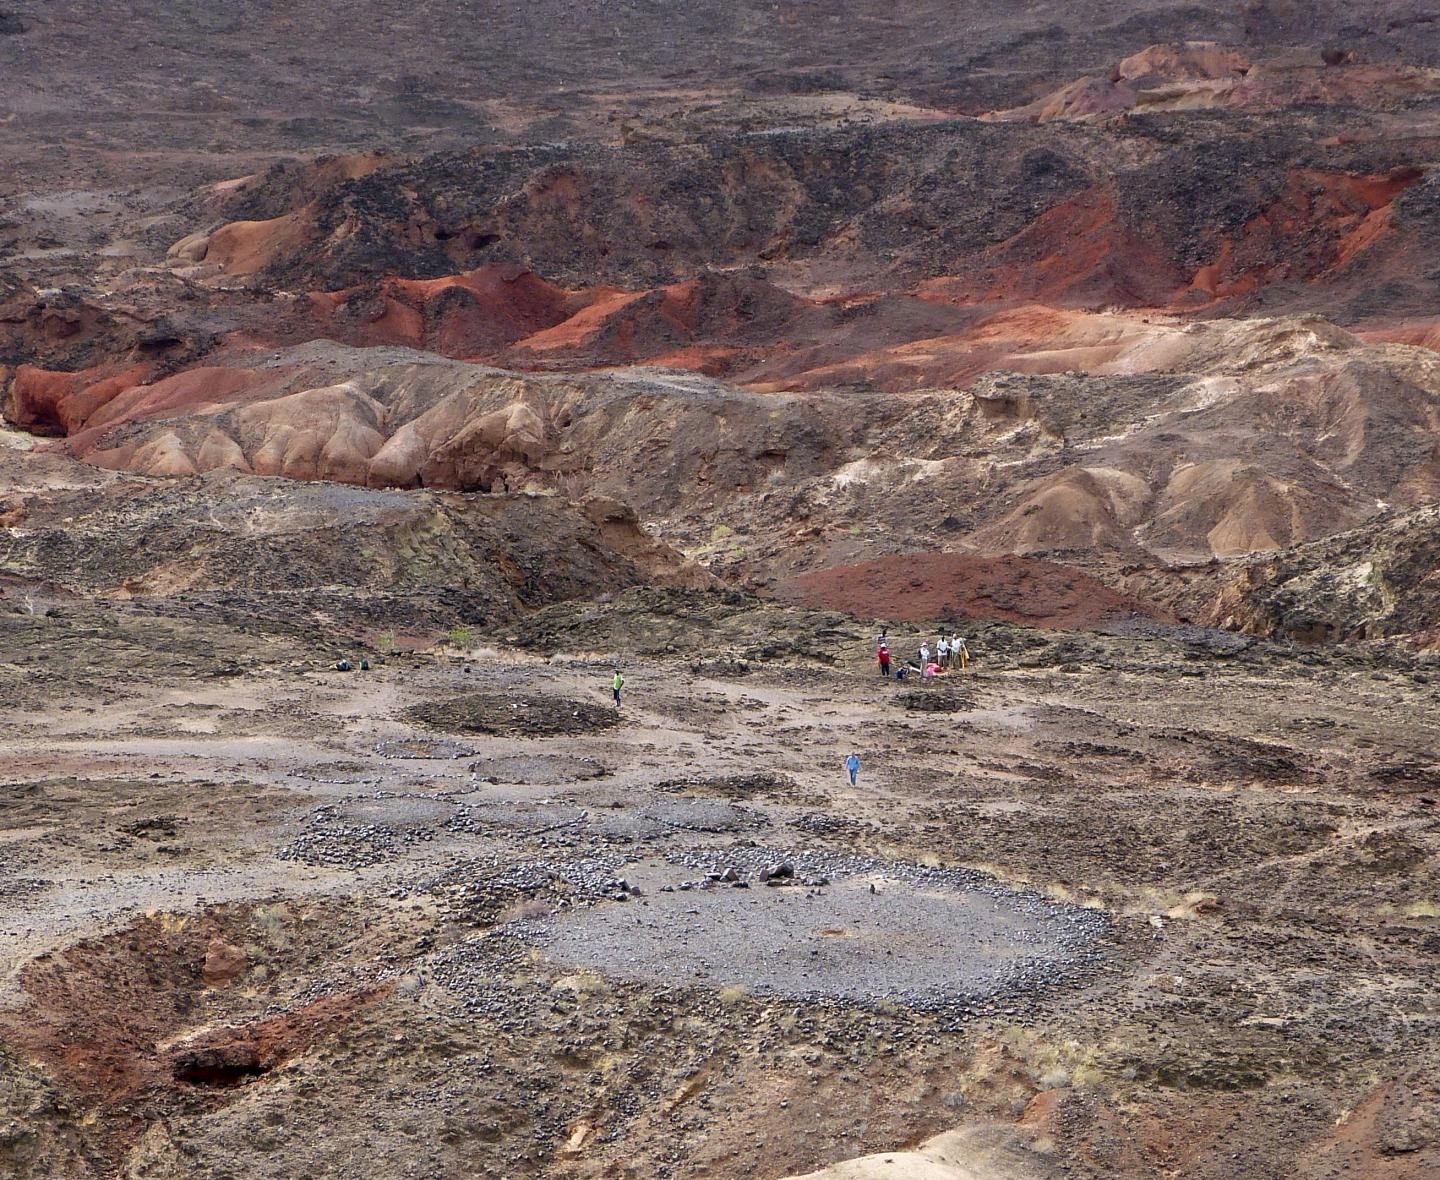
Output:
201,938,249,987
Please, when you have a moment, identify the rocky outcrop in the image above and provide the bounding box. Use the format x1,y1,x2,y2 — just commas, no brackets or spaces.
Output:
1178,504,1440,644
0,447,710,627
986,42,1440,124
170,98,1440,333
778,1125,1059,1180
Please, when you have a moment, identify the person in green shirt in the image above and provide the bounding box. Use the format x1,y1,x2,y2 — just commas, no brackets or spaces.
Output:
612,669,625,708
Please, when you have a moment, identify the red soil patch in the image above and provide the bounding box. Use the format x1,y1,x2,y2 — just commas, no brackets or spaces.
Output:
81,366,263,432
0,907,392,1168
1358,317,1440,352
509,272,811,370
919,167,1423,314
514,287,649,352
203,209,315,275
168,987,390,1088
648,344,745,375
0,910,388,1105
775,552,1169,629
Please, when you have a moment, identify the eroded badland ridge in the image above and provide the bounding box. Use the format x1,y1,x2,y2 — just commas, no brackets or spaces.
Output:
2,3,1440,1178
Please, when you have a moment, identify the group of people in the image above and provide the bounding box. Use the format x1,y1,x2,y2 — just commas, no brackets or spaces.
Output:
874,630,969,680
846,628,974,783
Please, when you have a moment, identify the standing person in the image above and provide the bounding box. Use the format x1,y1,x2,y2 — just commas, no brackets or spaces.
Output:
845,752,861,786
937,636,950,668
919,642,930,668
954,636,969,670
611,667,625,708
877,642,891,678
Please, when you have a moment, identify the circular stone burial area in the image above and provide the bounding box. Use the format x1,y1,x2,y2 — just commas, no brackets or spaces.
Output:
535,854,1104,1008
403,693,621,737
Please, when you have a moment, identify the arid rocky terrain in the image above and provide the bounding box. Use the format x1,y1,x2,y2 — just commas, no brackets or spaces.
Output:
4,2,1440,1178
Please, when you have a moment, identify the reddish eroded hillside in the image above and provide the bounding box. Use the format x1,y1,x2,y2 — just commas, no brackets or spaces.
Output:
297,266,827,374
915,164,1429,313
4,18,1440,631
129,97,1440,402
776,552,1169,629
306,264,584,356
3,362,154,436
163,91,1440,307
7,39,1434,429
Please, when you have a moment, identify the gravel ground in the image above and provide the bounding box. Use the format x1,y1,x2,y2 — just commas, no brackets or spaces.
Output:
5,630,1440,1178
534,856,1103,1008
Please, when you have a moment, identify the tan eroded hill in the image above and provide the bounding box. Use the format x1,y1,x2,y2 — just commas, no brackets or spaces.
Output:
6,318,1439,587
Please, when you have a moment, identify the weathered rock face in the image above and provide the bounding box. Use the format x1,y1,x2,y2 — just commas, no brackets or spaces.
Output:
0,447,709,629
776,1124,1057,1180
1169,504,1440,645
200,939,248,988
143,40,1438,340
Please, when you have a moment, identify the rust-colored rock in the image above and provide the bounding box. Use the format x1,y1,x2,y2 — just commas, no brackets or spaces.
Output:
200,938,248,987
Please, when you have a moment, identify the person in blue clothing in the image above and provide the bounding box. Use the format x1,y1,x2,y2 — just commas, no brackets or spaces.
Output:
845,752,861,786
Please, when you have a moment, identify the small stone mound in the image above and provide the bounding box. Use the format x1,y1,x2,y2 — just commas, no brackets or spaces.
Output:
446,800,587,835
898,690,973,713
278,796,449,868
790,812,879,839
690,657,751,677
536,848,1105,1008
403,693,622,737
